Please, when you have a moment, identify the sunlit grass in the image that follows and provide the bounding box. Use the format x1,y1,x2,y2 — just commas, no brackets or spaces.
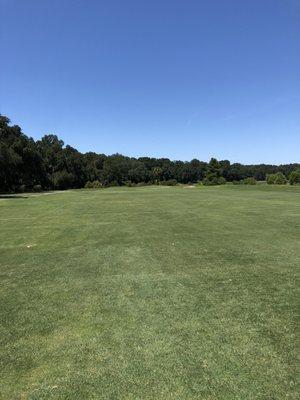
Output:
1,185,299,399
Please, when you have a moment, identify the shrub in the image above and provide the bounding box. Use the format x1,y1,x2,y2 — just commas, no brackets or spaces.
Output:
85,180,102,189
91,180,102,188
109,180,119,187
33,184,42,192
136,182,152,187
160,179,178,186
243,177,257,185
15,184,26,193
289,169,300,185
85,181,93,189
268,174,274,184
202,176,226,186
267,172,287,185
125,181,136,187
266,174,275,184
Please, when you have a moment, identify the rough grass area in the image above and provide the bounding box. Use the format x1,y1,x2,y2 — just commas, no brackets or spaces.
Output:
0,185,299,399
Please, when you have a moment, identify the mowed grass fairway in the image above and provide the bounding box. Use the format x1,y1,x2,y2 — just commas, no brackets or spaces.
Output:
1,185,299,399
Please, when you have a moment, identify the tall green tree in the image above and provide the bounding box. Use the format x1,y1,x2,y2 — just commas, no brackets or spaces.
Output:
1,115,299,192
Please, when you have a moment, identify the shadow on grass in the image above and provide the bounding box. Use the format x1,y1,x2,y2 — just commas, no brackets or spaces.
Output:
0,195,28,199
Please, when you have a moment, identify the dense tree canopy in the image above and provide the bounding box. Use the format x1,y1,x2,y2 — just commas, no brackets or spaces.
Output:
0,115,299,192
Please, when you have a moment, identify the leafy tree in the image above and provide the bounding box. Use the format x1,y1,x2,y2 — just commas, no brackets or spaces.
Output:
102,154,131,185
128,161,148,183
53,170,76,189
83,152,106,182
0,115,43,191
202,158,226,185
289,169,300,185
219,160,231,179
151,167,163,184
1,114,299,192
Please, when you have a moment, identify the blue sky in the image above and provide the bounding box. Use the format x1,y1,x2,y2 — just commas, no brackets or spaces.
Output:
1,0,299,164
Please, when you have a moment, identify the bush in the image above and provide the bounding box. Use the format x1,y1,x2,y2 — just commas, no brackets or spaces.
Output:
289,169,300,185
15,184,26,193
92,180,102,188
85,180,102,189
266,174,275,184
136,182,152,187
125,181,136,187
267,172,287,185
218,177,227,185
202,176,226,186
160,179,178,186
242,177,257,185
109,180,119,187
85,181,93,189
33,184,42,192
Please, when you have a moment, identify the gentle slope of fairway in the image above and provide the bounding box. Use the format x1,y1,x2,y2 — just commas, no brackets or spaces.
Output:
0,185,299,399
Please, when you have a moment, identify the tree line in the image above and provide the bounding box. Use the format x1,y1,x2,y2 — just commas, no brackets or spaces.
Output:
0,115,299,192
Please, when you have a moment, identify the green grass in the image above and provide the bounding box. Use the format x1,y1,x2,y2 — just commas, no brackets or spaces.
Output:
1,185,299,399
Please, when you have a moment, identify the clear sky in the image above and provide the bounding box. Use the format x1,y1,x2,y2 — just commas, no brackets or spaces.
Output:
1,0,299,164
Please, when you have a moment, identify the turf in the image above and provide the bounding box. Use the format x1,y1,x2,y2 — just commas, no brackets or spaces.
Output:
0,185,299,399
